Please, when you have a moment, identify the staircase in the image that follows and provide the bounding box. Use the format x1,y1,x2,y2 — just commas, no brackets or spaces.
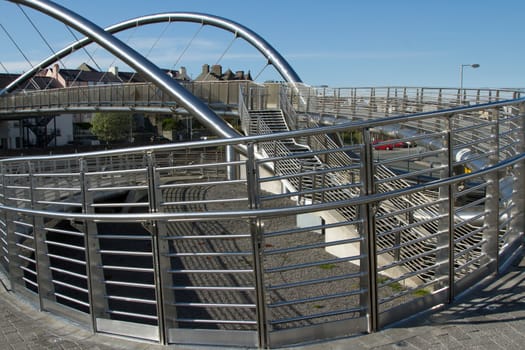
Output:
248,109,289,135
246,108,454,283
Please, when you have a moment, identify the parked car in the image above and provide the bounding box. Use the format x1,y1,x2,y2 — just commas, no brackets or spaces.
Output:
373,140,416,150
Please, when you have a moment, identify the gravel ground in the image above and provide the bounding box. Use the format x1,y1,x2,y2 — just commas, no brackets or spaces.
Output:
164,182,369,332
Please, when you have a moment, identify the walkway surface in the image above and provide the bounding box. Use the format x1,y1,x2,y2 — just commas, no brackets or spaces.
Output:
0,248,524,350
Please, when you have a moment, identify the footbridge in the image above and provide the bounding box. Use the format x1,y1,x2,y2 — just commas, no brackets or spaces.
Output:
0,1,523,349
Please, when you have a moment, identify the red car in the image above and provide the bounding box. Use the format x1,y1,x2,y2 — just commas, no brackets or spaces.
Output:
373,140,405,150
373,140,416,150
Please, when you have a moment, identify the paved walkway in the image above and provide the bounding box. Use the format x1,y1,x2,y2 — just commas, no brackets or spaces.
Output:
0,249,524,349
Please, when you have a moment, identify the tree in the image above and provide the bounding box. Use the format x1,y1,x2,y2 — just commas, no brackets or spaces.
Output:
91,112,133,143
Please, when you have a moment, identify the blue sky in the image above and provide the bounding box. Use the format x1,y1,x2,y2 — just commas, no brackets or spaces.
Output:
0,0,524,88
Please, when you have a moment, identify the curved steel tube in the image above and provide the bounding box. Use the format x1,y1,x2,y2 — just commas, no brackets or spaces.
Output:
6,0,242,140
2,11,302,95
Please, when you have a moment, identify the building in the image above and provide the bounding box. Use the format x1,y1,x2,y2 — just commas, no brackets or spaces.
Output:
194,64,252,81
0,73,70,150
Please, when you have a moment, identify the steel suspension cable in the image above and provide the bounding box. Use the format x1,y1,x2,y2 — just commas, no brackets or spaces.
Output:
202,32,238,81
0,22,33,69
16,4,66,70
0,60,9,73
64,25,104,72
98,21,147,83
0,21,41,90
170,22,204,72
126,19,172,83
64,25,104,86
253,61,270,82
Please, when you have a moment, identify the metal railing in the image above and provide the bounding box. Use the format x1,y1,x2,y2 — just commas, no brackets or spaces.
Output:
0,87,523,348
0,81,258,117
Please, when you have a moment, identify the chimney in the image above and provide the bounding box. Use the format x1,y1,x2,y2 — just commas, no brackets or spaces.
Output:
202,64,210,74
109,66,119,76
211,64,222,77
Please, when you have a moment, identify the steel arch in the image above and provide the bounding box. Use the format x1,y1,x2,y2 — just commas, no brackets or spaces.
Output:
6,0,243,140
2,11,302,94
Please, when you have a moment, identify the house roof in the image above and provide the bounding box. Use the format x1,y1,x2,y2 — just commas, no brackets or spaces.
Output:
58,69,123,84
0,73,61,91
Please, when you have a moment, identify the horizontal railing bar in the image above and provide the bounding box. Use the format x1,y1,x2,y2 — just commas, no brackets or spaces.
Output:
33,172,80,177
170,285,254,291
100,265,154,273
158,178,246,189
174,318,256,325
269,306,363,325
157,160,244,172
54,292,90,308
378,277,445,305
106,309,158,320
7,197,31,203
20,267,36,278
86,168,148,176
164,234,251,240
267,271,365,291
161,198,247,206
97,250,151,256
16,243,35,252
377,246,444,272
455,197,487,213
174,302,256,308
44,240,85,251
103,280,155,289
47,253,86,265
378,264,444,290
169,269,253,274
454,182,488,198
22,277,38,288
454,212,486,229
18,254,36,264
166,251,252,257
14,231,33,240
91,202,149,208
37,200,83,208
269,289,362,308
52,279,89,293
44,227,84,236
13,220,33,227
34,186,80,191
49,266,87,280
266,255,361,274
454,254,486,274
264,219,363,238
454,240,486,259
88,185,149,192
264,236,363,256
95,234,151,240
105,295,157,304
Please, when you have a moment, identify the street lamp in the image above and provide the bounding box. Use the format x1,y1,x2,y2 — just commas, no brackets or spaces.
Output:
459,63,480,91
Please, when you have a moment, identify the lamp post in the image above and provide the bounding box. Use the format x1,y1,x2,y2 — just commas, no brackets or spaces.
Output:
459,63,480,91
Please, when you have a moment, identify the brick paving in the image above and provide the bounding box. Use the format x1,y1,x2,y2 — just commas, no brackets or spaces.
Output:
0,249,524,349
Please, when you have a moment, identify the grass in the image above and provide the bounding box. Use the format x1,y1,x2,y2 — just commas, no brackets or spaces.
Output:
319,263,337,270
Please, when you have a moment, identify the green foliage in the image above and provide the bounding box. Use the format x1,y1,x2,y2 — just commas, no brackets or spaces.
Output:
91,112,133,143
412,289,430,297
340,130,363,144
319,263,337,270
161,117,176,131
